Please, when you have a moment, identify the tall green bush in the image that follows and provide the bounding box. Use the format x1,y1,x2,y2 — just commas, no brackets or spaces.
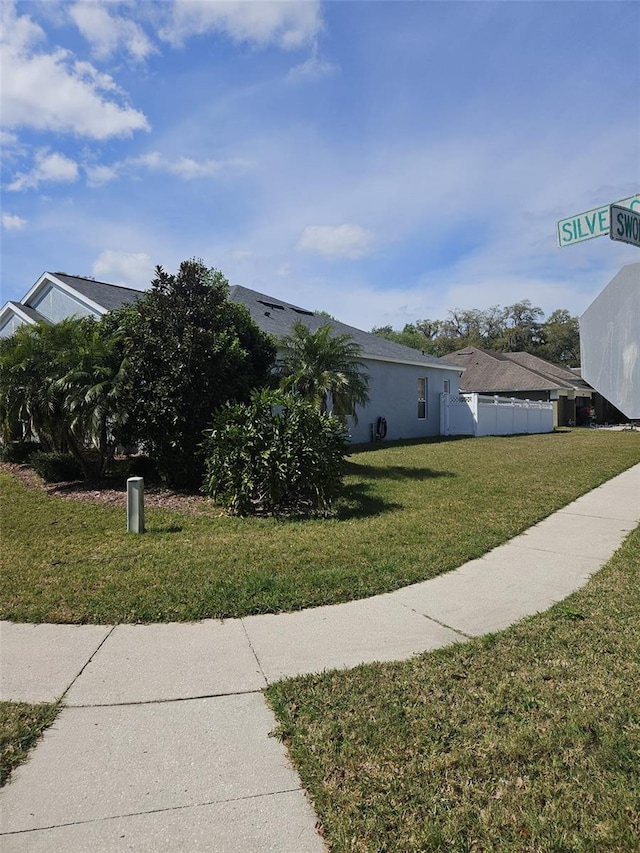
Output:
203,390,347,516
108,260,276,487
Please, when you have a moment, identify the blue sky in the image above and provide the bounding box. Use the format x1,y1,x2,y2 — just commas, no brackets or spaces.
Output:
1,0,638,331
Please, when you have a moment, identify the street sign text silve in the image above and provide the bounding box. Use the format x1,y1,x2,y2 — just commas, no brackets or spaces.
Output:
557,194,640,247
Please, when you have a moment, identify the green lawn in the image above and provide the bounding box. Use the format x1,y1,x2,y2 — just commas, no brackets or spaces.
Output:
267,525,640,852
1,429,639,624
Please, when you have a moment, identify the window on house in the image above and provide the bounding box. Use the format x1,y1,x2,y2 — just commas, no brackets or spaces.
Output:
443,379,451,394
418,377,427,419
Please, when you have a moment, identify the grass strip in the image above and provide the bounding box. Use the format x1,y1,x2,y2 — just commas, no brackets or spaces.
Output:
1,429,639,623
0,702,60,787
267,526,640,852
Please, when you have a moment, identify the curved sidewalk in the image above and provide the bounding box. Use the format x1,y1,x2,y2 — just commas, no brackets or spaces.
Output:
1,463,638,852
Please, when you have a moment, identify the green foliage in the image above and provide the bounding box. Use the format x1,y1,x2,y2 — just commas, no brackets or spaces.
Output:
278,322,369,423
30,451,82,483
108,260,276,487
0,317,127,478
373,302,581,366
203,390,348,516
0,441,41,463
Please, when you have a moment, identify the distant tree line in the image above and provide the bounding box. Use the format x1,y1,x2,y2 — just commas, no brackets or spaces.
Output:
372,301,580,367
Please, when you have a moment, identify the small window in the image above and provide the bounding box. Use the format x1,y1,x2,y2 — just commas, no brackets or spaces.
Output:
418,377,427,419
443,379,451,394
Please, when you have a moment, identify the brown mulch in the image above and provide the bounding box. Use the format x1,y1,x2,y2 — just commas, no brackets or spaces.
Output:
1,462,216,515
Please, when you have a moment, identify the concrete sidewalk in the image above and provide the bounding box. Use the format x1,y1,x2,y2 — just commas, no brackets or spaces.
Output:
1,464,638,851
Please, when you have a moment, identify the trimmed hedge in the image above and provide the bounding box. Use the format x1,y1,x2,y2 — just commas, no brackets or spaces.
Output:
30,452,82,483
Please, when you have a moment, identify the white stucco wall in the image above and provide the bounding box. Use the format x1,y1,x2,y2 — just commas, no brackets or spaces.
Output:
0,314,26,338
580,263,640,419
346,359,460,444
30,284,98,324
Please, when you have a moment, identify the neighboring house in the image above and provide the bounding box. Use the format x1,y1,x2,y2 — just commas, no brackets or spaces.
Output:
0,272,463,444
443,347,593,427
0,271,142,338
580,262,640,420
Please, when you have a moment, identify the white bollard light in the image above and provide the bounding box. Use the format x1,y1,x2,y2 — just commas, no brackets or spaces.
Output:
127,476,145,533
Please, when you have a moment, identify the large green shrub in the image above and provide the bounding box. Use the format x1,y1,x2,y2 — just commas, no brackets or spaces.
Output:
203,390,348,516
30,452,82,483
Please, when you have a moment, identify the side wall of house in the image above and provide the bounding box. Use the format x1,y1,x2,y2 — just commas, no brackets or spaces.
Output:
347,359,460,444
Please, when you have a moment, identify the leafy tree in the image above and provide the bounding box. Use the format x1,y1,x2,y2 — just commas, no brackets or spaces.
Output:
538,309,581,367
108,259,276,487
278,322,369,423
498,300,544,352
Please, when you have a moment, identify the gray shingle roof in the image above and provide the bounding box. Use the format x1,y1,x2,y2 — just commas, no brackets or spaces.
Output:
7,302,48,323
51,273,143,312
229,285,459,370
445,348,591,393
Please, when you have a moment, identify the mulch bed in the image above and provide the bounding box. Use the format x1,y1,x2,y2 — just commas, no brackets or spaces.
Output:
1,462,214,515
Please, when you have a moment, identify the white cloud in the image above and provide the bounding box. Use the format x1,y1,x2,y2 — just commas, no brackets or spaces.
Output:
84,163,120,187
287,51,338,82
68,1,155,61
1,212,27,230
8,150,79,191
129,151,253,179
160,0,323,50
297,224,374,259
92,250,154,289
0,1,149,139
0,129,19,148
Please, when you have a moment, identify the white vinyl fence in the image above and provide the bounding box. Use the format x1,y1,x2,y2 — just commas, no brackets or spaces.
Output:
440,393,554,437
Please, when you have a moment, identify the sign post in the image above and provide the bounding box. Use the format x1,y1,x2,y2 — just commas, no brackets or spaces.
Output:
609,203,640,248
556,194,640,247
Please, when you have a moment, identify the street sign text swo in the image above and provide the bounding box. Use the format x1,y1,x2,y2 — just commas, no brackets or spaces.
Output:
609,204,640,248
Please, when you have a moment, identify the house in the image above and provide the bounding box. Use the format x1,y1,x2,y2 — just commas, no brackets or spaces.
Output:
0,272,463,444
443,347,594,427
0,271,142,338
580,262,639,420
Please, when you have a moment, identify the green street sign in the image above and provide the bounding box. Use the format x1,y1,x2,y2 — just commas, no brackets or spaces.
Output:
557,194,640,247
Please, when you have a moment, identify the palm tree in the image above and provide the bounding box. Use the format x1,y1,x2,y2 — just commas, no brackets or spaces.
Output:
0,320,73,451
278,322,369,422
1,317,128,478
56,318,129,476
